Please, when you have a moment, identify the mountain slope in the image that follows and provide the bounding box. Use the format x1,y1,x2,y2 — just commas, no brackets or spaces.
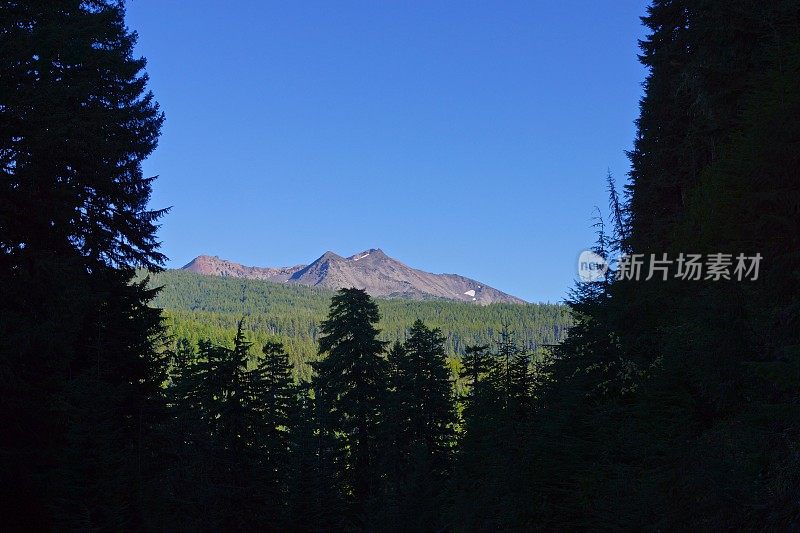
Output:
182,248,525,304
182,254,304,281
144,268,571,381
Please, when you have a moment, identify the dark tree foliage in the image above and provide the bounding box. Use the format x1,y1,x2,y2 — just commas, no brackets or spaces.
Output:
508,351,533,413
165,324,299,529
285,382,346,531
0,1,166,269
183,324,265,528
493,323,519,404
0,1,168,528
4,0,795,529
466,1,800,530
254,340,296,517
459,343,492,395
314,287,391,519
383,340,408,481
450,328,538,530
144,267,573,382
386,320,457,530
391,320,455,459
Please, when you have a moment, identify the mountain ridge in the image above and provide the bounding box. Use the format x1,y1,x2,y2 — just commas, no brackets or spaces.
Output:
181,249,526,304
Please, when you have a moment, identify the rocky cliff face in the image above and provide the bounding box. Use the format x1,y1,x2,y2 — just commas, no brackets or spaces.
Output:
182,248,525,304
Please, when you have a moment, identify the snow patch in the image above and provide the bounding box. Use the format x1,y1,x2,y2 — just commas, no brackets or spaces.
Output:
464,289,476,297
352,253,370,262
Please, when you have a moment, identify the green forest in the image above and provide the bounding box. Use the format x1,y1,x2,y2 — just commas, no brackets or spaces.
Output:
2,0,799,531
145,268,571,382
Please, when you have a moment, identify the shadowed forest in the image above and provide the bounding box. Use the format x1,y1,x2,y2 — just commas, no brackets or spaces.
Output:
145,268,572,382
1,0,799,531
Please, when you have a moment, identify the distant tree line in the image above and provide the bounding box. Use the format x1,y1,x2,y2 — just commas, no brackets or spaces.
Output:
145,268,571,382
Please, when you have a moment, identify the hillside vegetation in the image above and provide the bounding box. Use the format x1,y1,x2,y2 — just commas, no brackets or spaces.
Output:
145,269,572,379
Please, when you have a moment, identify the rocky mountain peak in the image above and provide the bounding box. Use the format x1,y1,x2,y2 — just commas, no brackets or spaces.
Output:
181,248,525,304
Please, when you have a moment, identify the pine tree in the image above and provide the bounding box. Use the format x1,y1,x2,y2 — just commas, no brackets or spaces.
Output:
389,319,457,529
452,324,542,529
384,340,408,477
451,351,505,529
170,325,264,528
167,337,199,420
216,323,264,529
493,323,519,404
460,343,492,398
313,288,390,517
253,340,295,520
0,2,167,526
166,337,203,443
508,352,533,412
397,320,456,457
163,338,213,529
286,383,322,530
503,2,800,529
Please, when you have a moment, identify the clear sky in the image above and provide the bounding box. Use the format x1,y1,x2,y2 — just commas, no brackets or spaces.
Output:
127,0,649,303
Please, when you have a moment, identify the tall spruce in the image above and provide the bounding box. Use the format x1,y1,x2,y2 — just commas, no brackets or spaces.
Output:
388,320,457,529
493,323,519,404
394,320,456,457
496,1,800,529
0,1,167,528
254,340,296,519
460,343,492,397
314,288,390,517
172,325,264,528
451,327,533,529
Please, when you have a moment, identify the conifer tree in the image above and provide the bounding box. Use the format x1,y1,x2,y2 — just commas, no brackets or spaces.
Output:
314,288,390,515
254,340,295,519
493,323,519,403
384,340,408,478
389,319,457,529
170,338,196,383
172,325,263,528
508,352,533,412
0,1,167,526
502,2,800,529
286,383,321,529
460,343,492,398
395,320,456,457
166,337,202,446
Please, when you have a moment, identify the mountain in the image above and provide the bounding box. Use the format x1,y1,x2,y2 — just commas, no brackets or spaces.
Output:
144,268,571,382
181,248,526,304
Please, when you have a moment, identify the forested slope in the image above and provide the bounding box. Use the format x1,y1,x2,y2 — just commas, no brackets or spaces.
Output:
145,269,572,379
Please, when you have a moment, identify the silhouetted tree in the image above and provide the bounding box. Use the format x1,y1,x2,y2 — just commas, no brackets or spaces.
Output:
313,288,390,520
0,1,167,527
387,320,457,529
254,340,295,520
460,343,492,398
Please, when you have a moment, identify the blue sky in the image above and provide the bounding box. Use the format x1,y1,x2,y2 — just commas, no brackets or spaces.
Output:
128,0,649,303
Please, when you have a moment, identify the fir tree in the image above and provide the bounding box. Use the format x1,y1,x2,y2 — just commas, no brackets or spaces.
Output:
493,323,519,404
0,1,167,526
508,352,533,413
396,320,456,457
254,340,295,520
389,320,457,529
313,288,390,517
460,343,492,398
